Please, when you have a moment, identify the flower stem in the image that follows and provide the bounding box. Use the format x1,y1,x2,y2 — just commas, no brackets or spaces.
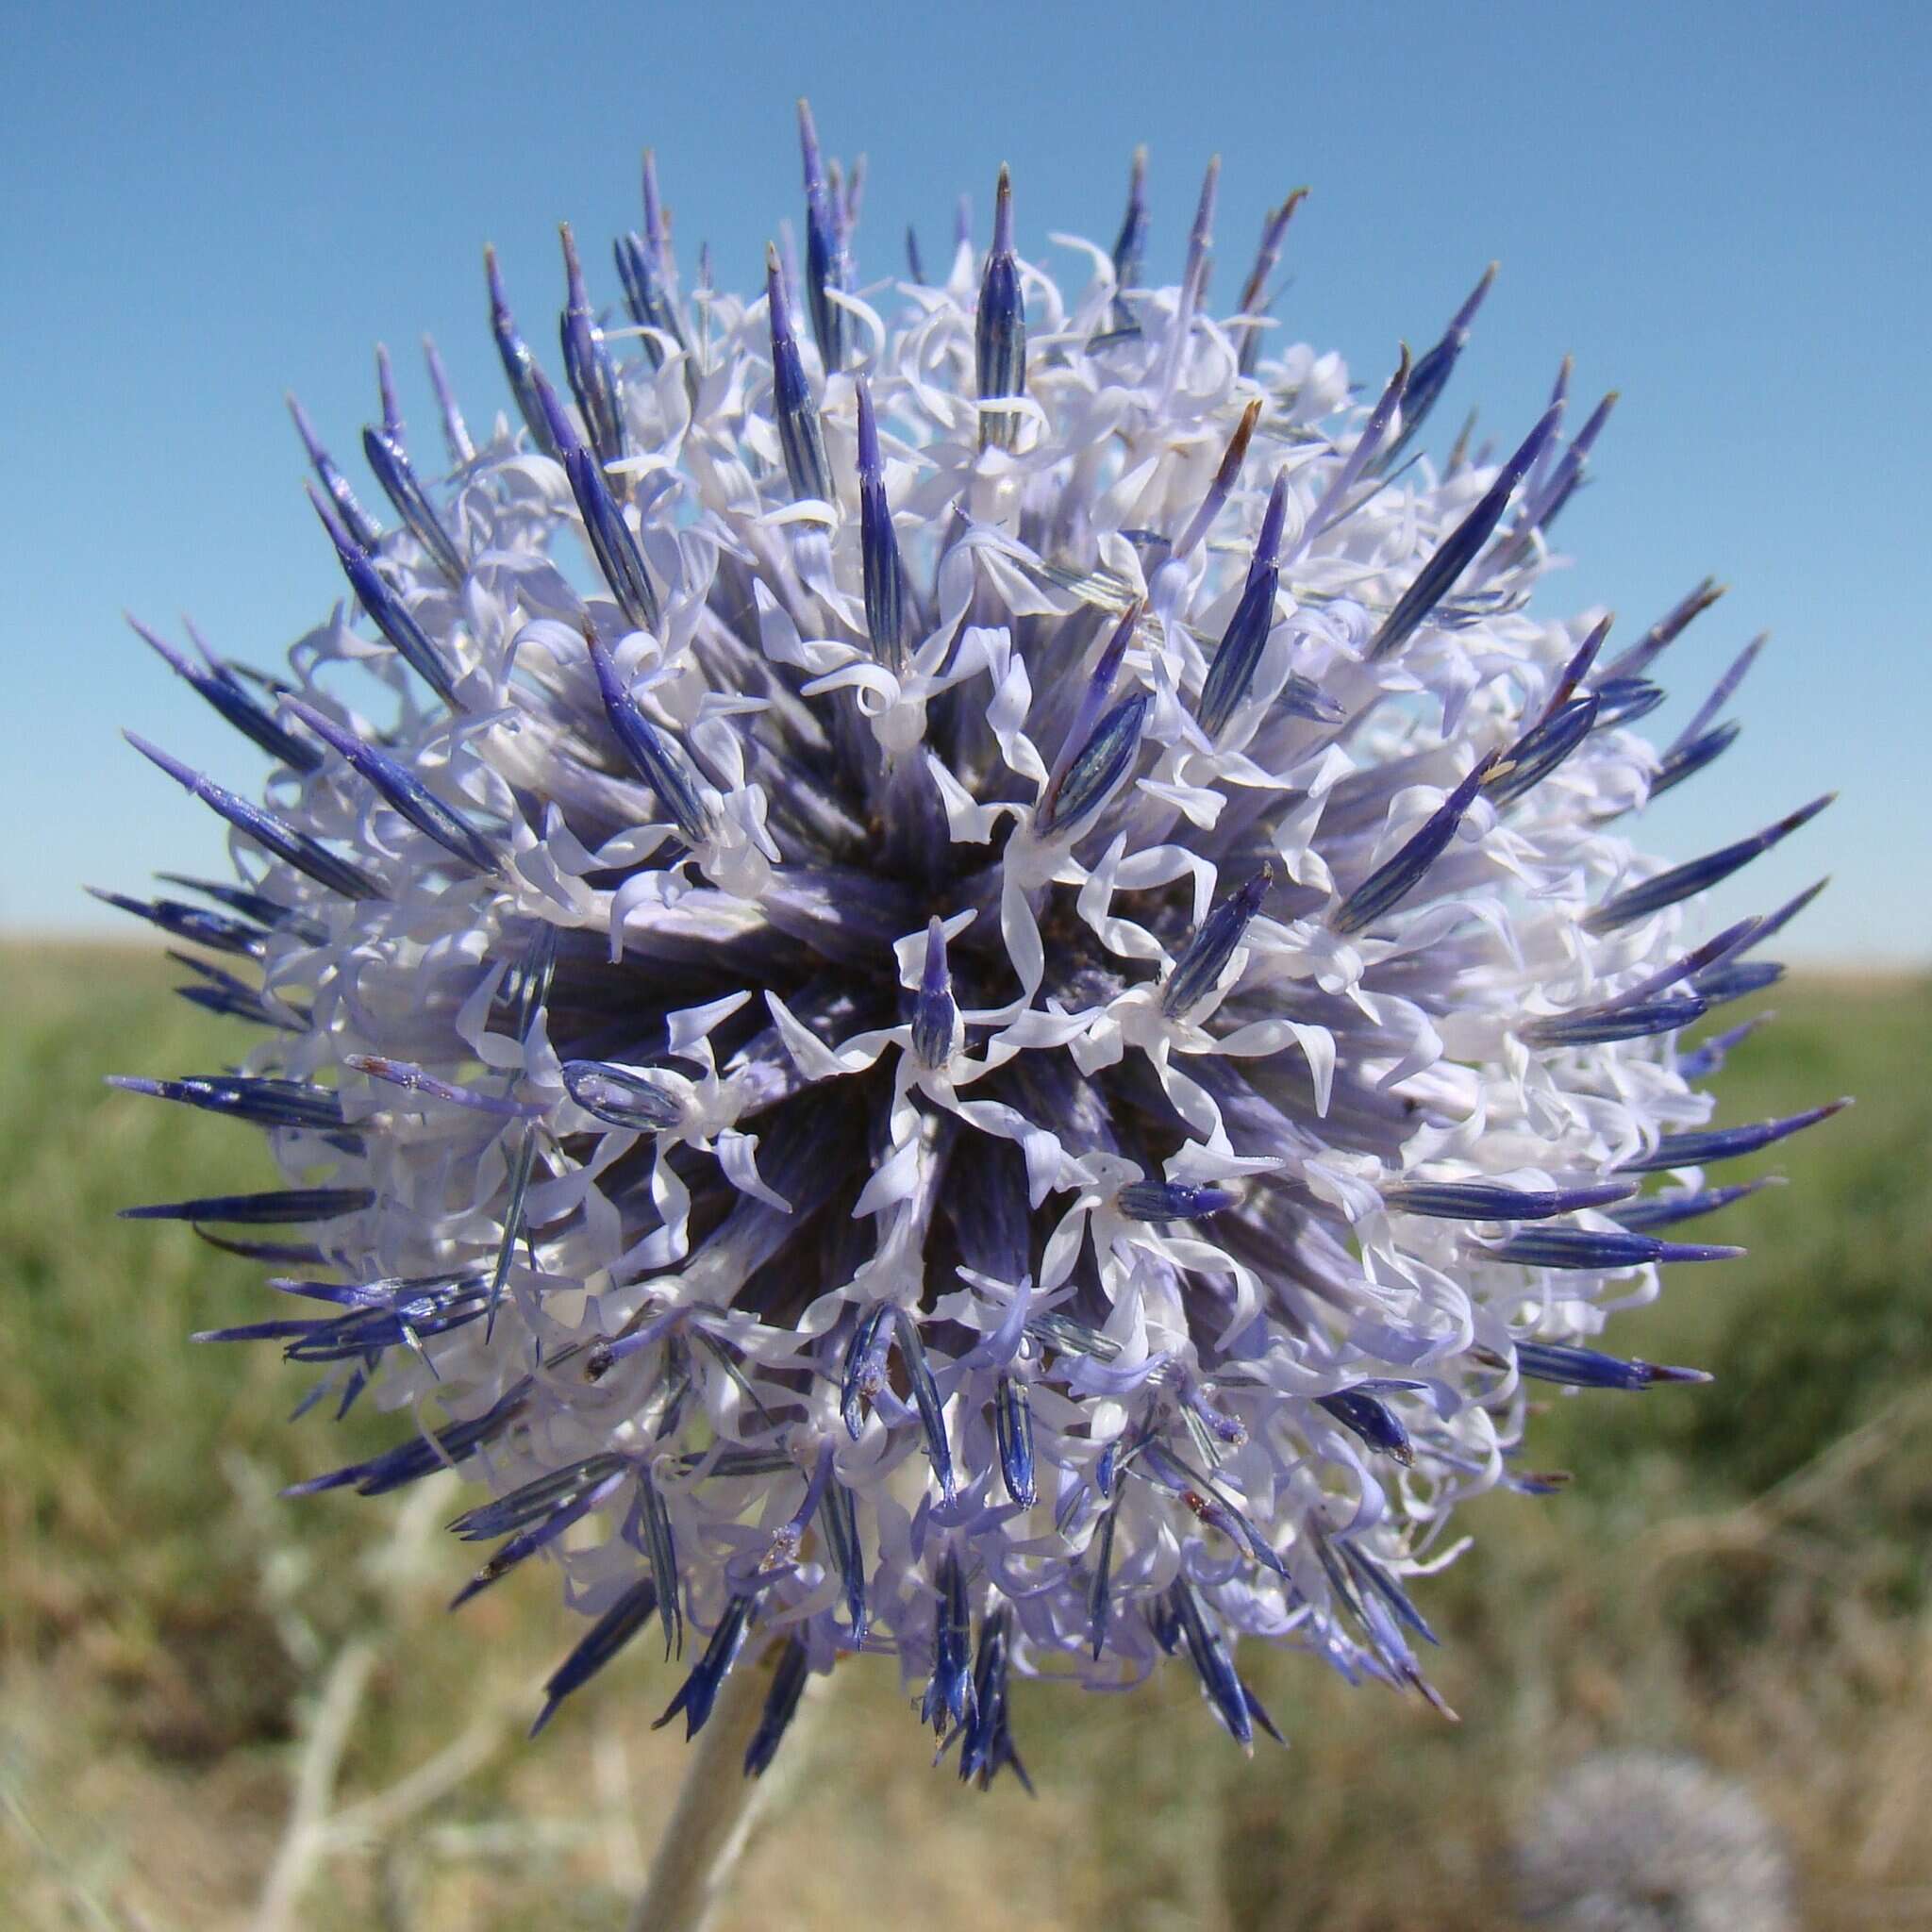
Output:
629,1655,817,1932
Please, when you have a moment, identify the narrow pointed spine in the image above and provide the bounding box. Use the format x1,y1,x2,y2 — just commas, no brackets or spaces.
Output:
1615,1178,1774,1231
308,488,461,707
1163,869,1271,1017
975,167,1026,451
1585,795,1834,933
532,1576,660,1735
1370,404,1562,661
287,393,381,548
107,1074,345,1131
1197,474,1287,735
361,422,467,584
558,222,630,466
1331,755,1499,935
1507,1342,1709,1393
1234,188,1307,377
993,1377,1036,1508
1174,399,1260,559
1293,345,1411,554
585,632,712,842
1384,1179,1638,1220
128,617,322,773
1110,145,1148,293
856,378,909,671
1379,262,1495,471
121,1185,374,1224
1484,693,1601,808
126,732,383,901
1619,1101,1850,1174
1037,689,1149,836
1602,577,1726,683
1651,720,1741,798
284,699,501,873
423,335,475,464
910,916,958,1069
766,245,831,502
485,245,561,458
1490,1227,1742,1269
797,99,847,372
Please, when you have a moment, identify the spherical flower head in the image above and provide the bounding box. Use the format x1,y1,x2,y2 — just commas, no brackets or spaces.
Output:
112,117,1843,1780
1515,1751,1796,1932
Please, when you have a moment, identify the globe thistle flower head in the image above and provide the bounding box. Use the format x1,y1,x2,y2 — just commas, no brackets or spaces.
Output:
1516,1751,1796,1932
111,111,1845,1784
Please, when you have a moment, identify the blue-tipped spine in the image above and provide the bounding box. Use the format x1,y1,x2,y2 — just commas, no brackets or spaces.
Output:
531,1575,660,1735
1484,694,1600,808
126,732,383,901
856,379,910,672
1037,686,1150,838
743,1636,812,1777
1585,794,1833,933
993,1375,1036,1508
1615,1177,1774,1232
910,916,959,1069
1507,1341,1709,1392
765,244,831,502
528,364,661,636
1618,1100,1850,1174
585,630,712,843
283,699,500,873
921,1550,975,1733
558,222,629,467
308,488,461,708
1369,403,1562,661
1117,1180,1238,1222
1163,869,1272,1017
1234,188,1307,377
655,1594,756,1740
955,1607,1031,1791
1197,474,1287,736
1330,754,1499,936
156,874,328,943
1377,262,1495,473
1652,721,1741,798
121,1185,373,1224
423,334,475,465
975,167,1026,451
797,99,847,372
1110,145,1148,296
485,244,561,458
1601,576,1727,684
287,393,381,548
107,1074,344,1132
1490,1227,1742,1269
89,887,265,958
1383,1178,1638,1220
360,421,467,585
129,617,324,774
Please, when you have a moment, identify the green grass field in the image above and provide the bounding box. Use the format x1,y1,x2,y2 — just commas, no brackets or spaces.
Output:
3,946,1927,1931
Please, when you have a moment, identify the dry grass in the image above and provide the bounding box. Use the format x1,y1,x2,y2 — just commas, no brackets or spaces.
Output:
2,946,1927,1930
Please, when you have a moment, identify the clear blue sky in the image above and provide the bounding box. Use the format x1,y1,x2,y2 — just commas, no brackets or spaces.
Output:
7,2,1927,962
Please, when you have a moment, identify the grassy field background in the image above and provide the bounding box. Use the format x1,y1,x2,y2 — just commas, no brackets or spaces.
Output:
3,944,1927,1931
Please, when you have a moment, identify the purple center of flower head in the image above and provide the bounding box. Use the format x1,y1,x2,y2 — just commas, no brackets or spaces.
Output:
109,102,1845,1784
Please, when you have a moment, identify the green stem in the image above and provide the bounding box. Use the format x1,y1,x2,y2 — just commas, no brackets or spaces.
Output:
629,1654,820,1932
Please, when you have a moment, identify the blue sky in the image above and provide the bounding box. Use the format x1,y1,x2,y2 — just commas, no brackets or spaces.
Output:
6,2,1927,961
